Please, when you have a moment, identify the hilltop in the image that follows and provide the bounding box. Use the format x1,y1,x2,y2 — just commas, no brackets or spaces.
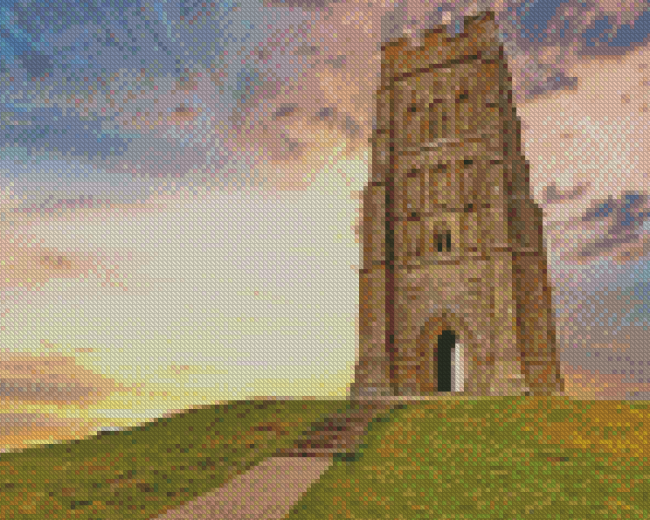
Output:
0,397,648,519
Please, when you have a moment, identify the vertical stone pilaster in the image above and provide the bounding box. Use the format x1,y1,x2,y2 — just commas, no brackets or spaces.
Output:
515,252,565,394
485,174,526,395
489,250,527,395
350,266,393,397
350,182,392,397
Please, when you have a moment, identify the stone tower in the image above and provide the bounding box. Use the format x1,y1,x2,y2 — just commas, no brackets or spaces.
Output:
350,11,564,398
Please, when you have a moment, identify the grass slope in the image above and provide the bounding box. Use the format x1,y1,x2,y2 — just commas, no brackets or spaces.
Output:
0,399,350,519
3,396,649,519
287,397,650,520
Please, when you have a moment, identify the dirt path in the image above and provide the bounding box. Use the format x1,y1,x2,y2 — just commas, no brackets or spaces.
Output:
151,457,332,519
152,400,398,519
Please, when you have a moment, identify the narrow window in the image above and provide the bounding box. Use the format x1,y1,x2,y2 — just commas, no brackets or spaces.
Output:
441,107,449,137
425,218,453,256
405,221,423,259
405,168,422,214
455,88,471,133
428,98,450,141
437,233,443,252
428,101,439,141
434,230,451,253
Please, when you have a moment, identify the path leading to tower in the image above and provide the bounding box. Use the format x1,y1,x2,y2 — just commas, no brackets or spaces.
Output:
152,400,397,519
152,397,492,519
151,456,332,519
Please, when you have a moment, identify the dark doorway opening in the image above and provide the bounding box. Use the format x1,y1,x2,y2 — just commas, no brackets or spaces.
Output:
437,330,456,392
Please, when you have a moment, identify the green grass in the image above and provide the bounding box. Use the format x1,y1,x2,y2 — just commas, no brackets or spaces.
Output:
286,397,650,520
3,396,650,519
0,399,351,519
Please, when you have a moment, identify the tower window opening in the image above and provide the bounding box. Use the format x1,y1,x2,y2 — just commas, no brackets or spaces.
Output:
434,230,452,253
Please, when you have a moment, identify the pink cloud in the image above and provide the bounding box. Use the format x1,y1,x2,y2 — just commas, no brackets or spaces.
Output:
562,365,650,400
0,352,138,408
0,350,142,450
0,412,116,454
0,229,127,292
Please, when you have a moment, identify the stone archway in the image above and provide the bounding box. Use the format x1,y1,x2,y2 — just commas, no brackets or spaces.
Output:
415,313,474,395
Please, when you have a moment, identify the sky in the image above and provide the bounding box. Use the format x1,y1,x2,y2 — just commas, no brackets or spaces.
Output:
0,0,648,452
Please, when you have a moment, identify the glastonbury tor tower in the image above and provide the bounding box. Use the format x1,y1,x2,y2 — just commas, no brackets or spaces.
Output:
350,11,564,398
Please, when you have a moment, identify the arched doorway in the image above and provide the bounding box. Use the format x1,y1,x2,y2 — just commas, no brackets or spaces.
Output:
437,330,455,392
415,315,470,395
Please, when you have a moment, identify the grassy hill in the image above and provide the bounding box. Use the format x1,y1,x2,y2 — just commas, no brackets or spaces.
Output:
0,399,350,519
288,397,650,519
0,396,649,519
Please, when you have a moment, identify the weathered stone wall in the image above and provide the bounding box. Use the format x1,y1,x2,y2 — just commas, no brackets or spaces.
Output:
350,11,564,399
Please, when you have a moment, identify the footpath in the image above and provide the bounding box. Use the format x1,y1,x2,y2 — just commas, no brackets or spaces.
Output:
153,400,397,519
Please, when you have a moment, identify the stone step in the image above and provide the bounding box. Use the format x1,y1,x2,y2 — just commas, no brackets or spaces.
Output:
275,401,395,458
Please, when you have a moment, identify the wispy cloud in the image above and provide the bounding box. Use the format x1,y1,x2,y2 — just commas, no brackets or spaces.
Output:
576,191,650,259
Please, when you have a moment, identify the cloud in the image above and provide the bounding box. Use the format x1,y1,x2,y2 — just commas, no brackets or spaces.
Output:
273,103,300,119
562,365,650,400
262,0,339,8
0,352,136,407
0,224,126,291
495,1,650,99
527,71,579,97
0,0,239,190
579,7,650,57
313,106,363,139
0,412,111,453
575,191,650,260
541,182,592,205
0,0,647,199
0,349,144,451
498,0,648,55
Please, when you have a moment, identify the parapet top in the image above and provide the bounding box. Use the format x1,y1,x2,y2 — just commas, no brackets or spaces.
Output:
381,11,502,72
